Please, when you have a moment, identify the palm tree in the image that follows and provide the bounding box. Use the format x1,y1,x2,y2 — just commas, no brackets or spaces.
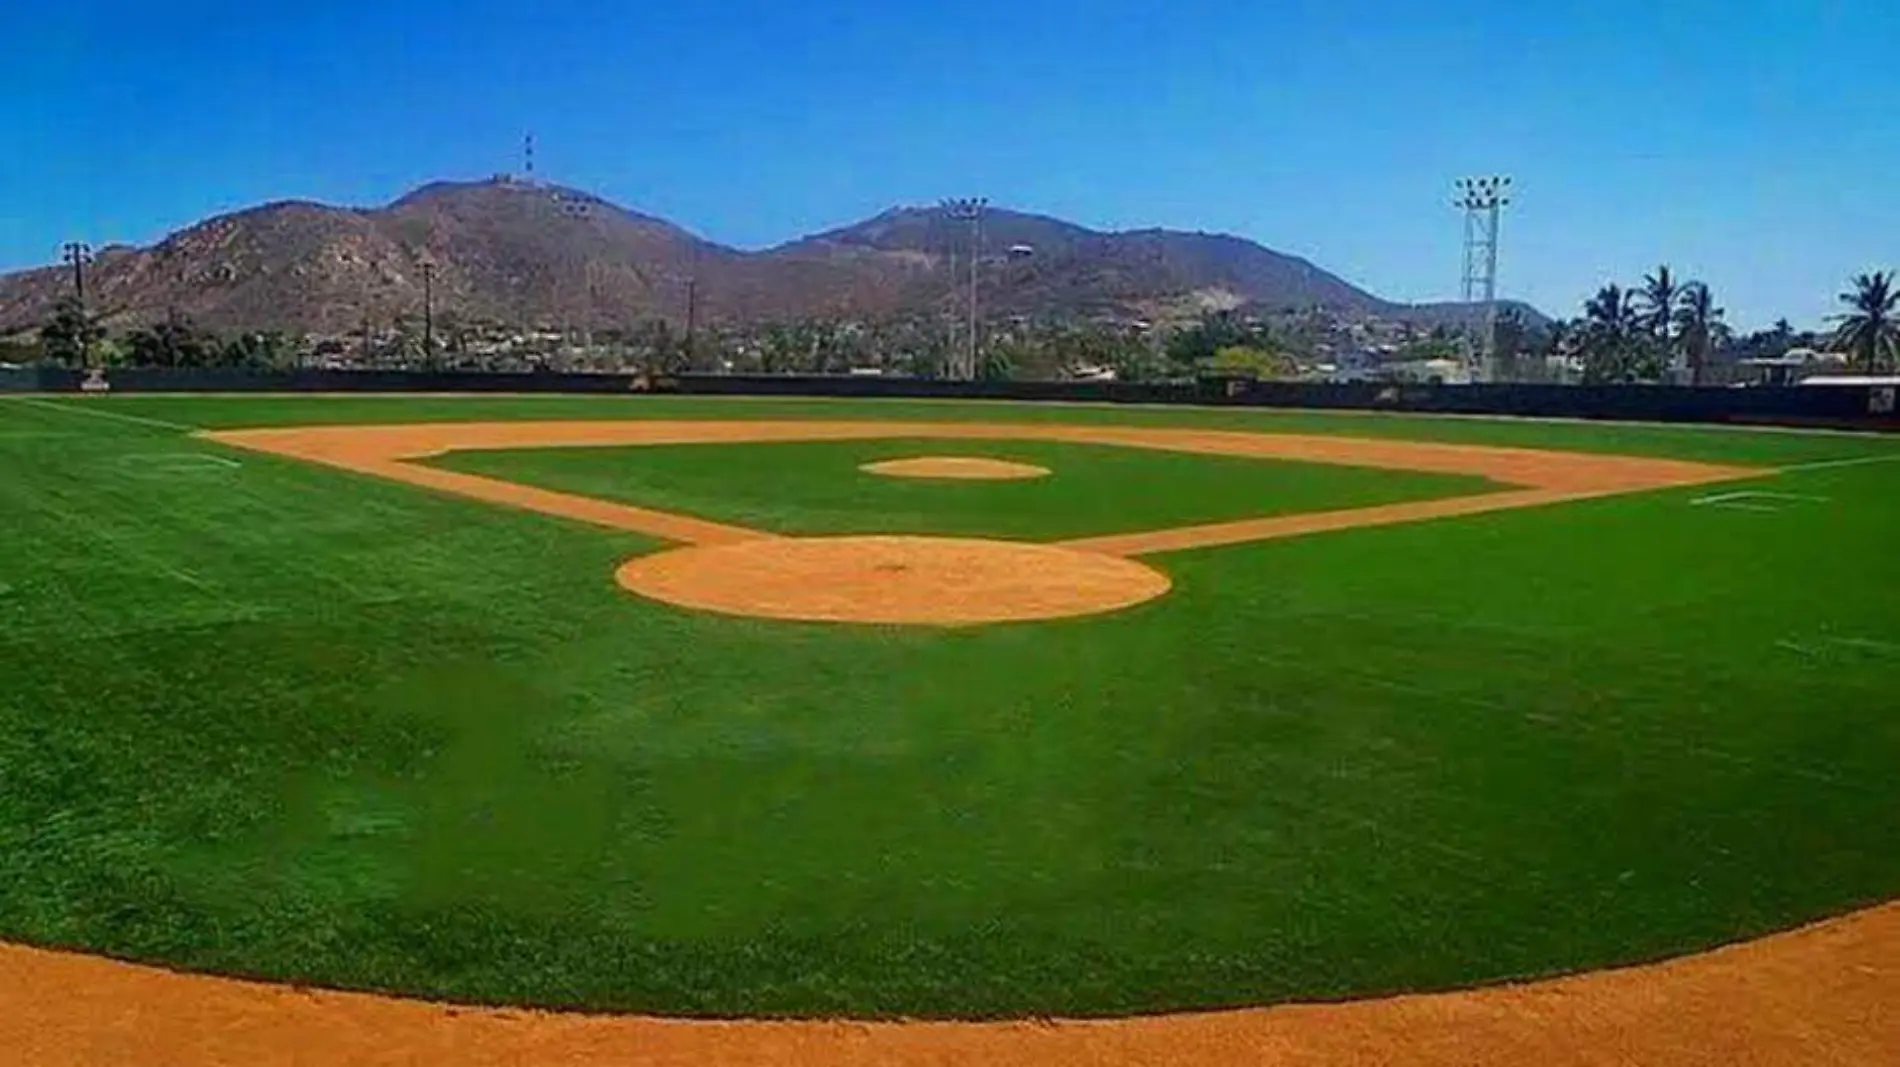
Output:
1581,284,1643,383
1585,284,1638,338
1533,318,1577,382
1638,266,1682,341
1832,271,1899,374
1672,283,1726,386
1639,265,1692,381
1582,283,1675,384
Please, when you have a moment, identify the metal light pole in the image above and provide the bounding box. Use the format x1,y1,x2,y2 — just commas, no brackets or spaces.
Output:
685,276,699,351
62,241,93,304
940,197,987,379
60,241,96,368
419,258,437,360
683,244,701,368
1453,176,1510,381
550,192,592,352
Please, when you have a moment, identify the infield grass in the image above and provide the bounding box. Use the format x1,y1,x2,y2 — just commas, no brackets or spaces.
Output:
427,438,1500,540
1,393,1897,1018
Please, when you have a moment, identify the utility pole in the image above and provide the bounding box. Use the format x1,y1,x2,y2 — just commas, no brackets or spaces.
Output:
1454,176,1510,381
419,258,437,361
685,277,699,355
60,242,95,368
940,197,987,379
583,260,599,353
683,244,701,369
548,188,592,357
62,241,93,304
940,212,959,375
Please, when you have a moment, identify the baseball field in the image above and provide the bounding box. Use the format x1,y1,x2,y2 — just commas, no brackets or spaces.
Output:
2,393,1897,1063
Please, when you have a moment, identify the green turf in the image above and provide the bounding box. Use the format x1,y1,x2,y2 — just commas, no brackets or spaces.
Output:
33,391,1900,466
425,438,1501,541
1,393,1897,1019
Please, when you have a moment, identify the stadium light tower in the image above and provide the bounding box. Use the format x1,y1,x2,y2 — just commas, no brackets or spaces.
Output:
1454,176,1511,380
419,257,437,360
62,241,94,304
940,197,987,380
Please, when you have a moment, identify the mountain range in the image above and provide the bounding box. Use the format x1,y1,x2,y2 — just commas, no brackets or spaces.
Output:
0,177,1535,336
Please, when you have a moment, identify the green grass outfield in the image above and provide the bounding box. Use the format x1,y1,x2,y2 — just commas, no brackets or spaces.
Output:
1,392,1897,1019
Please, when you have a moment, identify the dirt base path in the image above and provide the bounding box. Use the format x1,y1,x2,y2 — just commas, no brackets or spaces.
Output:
203,420,1761,558
4,903,1893,1066
204,419,1758,625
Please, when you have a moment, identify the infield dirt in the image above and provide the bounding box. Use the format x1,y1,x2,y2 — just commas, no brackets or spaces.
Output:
205,420,1758,625
616,534,1172,624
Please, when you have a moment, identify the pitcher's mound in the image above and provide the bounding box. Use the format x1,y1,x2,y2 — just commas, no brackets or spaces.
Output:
617,535,1169,625
861,456,1052,480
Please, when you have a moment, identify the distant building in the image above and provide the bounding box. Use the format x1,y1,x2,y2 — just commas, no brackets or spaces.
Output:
1738,348,1847,386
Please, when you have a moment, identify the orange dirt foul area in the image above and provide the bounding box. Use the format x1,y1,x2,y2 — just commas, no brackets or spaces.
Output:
4,903,1895,1066
204,419,1760,626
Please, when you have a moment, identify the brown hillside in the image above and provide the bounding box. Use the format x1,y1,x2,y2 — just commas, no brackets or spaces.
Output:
0,179,1529,334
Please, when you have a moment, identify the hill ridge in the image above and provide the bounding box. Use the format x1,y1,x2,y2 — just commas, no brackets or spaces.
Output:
0,177,1537,334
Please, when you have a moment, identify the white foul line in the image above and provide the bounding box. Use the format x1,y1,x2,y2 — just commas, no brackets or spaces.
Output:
1779,454,1900,473
0,395,195,431
119,452,243,470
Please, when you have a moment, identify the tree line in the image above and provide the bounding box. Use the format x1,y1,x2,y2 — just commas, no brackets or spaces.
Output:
19,300,300,370
1536,268,1897,384
10,268,1895,385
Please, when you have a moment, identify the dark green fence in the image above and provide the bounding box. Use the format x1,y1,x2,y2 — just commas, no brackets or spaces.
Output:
11,367,1897,432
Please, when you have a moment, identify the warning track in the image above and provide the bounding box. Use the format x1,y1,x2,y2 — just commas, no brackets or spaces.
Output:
4,903,1894,1066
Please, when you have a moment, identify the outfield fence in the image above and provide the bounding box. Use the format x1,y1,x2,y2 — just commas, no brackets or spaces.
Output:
11,366,1899,432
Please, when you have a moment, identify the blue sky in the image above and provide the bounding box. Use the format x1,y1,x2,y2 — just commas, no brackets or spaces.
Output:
3,0,1894,328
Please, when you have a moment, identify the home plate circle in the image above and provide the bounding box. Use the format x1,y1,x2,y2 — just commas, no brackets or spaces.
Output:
615,535,1171,625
